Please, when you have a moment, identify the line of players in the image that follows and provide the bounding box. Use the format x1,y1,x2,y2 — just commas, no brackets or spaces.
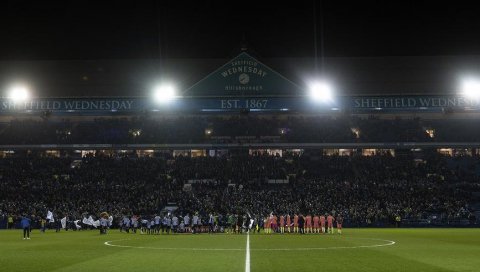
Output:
118,213,344,235
119,214,184,234
264,213,343,234
119,213,217,234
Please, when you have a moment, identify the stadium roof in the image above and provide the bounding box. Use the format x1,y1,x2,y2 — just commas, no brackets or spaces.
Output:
2,55,480,97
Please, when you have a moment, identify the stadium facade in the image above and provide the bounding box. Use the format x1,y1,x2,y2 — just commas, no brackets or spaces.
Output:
1,53,479,229
1,52,480,157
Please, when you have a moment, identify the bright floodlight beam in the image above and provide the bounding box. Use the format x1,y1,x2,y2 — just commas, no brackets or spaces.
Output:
309,81,333,102
461,79,480,99
7,84,30,102
153,84,176,103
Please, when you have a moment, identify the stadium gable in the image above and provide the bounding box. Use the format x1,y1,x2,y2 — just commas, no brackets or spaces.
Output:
183,52,304,97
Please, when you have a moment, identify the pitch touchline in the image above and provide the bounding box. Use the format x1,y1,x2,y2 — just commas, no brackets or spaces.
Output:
104,237,396,251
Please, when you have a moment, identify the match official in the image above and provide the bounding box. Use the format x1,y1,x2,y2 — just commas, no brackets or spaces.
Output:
21,215,31,240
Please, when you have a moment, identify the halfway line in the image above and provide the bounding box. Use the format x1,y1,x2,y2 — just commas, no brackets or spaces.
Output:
245,233,250,272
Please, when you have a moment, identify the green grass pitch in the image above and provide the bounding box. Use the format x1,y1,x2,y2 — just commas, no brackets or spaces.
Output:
1,228,479,272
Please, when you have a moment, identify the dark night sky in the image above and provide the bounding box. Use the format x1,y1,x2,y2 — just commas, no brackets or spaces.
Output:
2,0,480,60
1,1,480,97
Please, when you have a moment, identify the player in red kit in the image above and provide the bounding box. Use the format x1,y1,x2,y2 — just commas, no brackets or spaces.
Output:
320,214,326,233
313,215,320,233
272,214,278,233
327,214,335,234
286,214,291,233
336,214,344,234
279,215,285,234
305,214,312,233
293,214,299,233
264,216,270,234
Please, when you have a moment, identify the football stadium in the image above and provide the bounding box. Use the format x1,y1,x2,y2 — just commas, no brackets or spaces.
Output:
2,2,480,272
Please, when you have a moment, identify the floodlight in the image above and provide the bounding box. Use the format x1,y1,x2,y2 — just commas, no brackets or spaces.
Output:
308,81,333,102
461,79,480,99
153,84,176,103
7,84,30,102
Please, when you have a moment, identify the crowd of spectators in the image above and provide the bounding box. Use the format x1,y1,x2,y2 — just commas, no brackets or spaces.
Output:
4,115,477,145
1,153,479,228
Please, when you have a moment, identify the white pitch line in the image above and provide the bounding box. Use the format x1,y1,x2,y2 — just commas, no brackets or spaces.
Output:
245,233,250,272
250,238,396,251
104,237,396,251
104,240,243,251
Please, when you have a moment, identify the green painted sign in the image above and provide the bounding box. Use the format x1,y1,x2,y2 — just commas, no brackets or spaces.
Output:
184,52,304,97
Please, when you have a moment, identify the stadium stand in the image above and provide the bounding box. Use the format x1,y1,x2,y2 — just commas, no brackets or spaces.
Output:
1,53,480,230
1,153,479,229
2,116,480,145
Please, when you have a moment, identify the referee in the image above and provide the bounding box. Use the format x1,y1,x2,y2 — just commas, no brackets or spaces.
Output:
21,215,31,240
